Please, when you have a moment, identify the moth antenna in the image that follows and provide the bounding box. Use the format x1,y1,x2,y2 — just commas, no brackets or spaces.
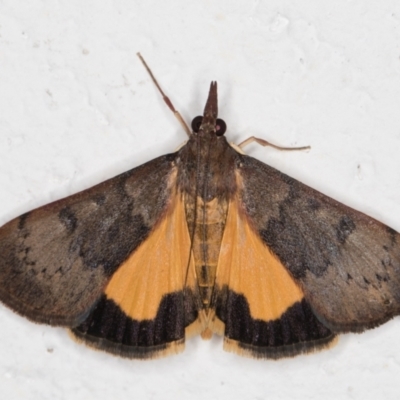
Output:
137,53,192,137
238,136,311,151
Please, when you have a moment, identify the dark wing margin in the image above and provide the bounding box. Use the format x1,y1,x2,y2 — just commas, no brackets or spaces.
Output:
218,293,335,359
0,153,178,327
71,291,199,359
238,155,400,333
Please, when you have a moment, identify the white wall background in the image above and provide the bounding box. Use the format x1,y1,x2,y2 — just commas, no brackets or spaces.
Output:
1,1,400,399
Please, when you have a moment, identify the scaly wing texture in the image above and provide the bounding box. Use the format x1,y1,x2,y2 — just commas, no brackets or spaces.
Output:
238,155,400,334
72,190,202,359
0,154,179,327
211,195,335,359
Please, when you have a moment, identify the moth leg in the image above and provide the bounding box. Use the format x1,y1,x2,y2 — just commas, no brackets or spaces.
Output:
137,52,192,137
238,136,310,151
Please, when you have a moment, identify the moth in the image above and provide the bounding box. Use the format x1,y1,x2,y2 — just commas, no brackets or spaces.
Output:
0,54,400,360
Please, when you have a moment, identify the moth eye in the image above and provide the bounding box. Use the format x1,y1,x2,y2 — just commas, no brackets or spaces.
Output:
191,116,203,133
216,118,227,136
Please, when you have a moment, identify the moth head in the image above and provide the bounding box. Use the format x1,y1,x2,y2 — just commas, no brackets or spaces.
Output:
191,81,227,137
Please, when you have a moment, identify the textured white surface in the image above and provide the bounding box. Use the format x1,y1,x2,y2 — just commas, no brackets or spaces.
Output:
1,1,400,399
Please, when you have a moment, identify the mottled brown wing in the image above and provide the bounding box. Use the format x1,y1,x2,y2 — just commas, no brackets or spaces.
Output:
0,154,178,327
238,155,400,333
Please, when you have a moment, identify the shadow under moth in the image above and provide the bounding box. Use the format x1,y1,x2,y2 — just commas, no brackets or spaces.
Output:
0,54,399,360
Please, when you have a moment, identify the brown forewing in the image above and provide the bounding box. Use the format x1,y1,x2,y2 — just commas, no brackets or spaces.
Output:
0,154,178,326
238,155,400,332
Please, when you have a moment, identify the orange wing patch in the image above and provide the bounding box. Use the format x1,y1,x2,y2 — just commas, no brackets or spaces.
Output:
210,196,304,333
105,190,203,337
